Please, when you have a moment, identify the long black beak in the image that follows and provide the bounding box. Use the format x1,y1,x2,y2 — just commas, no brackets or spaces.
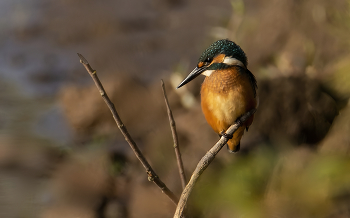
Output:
176,66,206,89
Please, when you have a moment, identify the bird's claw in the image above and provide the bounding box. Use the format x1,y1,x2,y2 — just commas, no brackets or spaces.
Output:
220,131,233,139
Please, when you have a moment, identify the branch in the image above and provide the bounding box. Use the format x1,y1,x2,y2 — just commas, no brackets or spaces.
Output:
161,79,187,190
173,108,257,218
77,53,178,205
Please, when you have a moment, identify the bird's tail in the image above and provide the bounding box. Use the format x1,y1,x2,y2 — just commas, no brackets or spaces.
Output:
226,126,245,153
226,141,240,153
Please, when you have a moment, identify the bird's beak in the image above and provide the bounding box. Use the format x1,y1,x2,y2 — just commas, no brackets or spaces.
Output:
176,66,206,89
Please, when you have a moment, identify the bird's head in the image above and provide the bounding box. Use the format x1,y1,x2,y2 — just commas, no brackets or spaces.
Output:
177,39,247,89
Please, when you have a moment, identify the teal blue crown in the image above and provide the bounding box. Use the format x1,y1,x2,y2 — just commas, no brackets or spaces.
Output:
199,39,247,66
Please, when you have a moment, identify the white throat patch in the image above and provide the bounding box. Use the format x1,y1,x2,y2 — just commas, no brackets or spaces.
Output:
202,70,214,77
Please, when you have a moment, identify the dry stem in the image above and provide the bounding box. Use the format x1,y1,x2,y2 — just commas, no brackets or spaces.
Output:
161,79,187,190
77,53,178,205
173,108,257,218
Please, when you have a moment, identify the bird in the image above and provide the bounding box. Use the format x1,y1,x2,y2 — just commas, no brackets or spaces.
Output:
177,39,258,153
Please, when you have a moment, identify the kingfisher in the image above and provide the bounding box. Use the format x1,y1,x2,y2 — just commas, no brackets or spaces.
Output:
177,39,258,153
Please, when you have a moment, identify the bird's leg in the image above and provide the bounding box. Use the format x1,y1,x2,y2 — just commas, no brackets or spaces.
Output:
220,130,233,139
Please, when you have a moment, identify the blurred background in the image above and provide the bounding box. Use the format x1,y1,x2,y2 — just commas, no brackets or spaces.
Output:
1,0,350,217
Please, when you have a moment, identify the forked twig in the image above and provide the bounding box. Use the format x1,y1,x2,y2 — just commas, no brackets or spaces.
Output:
173,108,257,218
77,53,178,205
161,79,187,190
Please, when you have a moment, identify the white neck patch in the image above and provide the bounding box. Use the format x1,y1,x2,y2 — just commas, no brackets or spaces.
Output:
223,57,245,68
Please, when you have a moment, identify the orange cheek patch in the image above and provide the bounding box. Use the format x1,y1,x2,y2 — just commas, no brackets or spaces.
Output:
198,62,204,68
212,54,225,63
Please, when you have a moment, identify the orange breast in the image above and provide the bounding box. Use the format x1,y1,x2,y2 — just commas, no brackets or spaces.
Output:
200,66,257,149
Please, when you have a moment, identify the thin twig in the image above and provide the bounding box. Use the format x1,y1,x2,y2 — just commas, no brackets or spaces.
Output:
77,53,178,205
173,108,257,218
161,79,187,190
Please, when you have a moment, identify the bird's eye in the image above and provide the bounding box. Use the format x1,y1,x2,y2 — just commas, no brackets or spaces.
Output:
205,57,212,65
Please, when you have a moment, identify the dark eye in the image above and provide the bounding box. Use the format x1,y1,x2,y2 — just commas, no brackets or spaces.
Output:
205,57,212,65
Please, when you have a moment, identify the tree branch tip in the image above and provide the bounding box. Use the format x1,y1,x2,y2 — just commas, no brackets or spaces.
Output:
77,53,89,64
161,79,166,89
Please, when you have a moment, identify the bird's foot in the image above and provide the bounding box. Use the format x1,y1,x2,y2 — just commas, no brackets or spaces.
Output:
220,131,233,139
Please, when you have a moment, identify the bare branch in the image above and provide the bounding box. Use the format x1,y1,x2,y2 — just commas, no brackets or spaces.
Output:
173,108,257,218
161,79,187,190
77,53,178,205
